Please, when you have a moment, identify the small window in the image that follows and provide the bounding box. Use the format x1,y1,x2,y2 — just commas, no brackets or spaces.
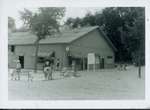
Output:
11,45,15,52
107,56,113,59
37,57,45,63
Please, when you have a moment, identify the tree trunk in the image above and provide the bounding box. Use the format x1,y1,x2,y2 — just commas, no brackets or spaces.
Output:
34,38,40,73
138,39,143,79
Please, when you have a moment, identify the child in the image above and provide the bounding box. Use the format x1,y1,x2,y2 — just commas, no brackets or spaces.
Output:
16,60,21,80
56,58,60,71
47,65,52,80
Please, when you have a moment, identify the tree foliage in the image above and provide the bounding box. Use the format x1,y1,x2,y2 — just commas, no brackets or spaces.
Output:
20,7,65,39
65,7,145,64
19,7,65,72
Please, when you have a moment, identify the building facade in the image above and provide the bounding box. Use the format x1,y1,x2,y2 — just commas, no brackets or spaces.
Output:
8,26,117,70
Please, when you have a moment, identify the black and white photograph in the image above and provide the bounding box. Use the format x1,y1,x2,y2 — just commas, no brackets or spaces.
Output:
8,6,145,100
0,0,150,109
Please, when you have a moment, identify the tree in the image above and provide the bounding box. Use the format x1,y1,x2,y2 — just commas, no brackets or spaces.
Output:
65,7,145,65
65,17,82,28
65,12,96,28
81,12,96,26
127,9,145,78
20,7,65,72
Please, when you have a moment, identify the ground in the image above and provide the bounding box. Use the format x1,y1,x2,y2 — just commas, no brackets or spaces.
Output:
8,66,145,100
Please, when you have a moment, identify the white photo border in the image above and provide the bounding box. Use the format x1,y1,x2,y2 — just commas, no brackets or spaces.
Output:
0,0,150,109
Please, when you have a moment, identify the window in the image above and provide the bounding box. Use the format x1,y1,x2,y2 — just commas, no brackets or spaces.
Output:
11,45,15,52
51,51,55,58
37,57,45,63
107,56,113,59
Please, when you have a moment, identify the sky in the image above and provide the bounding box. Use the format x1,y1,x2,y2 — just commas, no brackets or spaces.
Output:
8,7,104,29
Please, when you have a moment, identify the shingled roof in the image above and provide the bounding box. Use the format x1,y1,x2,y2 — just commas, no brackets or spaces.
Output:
8,26,117,51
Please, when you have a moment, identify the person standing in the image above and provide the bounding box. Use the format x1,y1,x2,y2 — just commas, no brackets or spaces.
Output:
72,60,77,77
56,58,60,71
16,60,21,80
43,60,53,80
47,64,52,80
43,60,49,80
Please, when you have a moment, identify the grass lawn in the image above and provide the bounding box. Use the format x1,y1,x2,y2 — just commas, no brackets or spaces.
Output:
8,66,145,100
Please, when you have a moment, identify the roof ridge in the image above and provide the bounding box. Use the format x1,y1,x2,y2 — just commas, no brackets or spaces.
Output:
8,26,99,45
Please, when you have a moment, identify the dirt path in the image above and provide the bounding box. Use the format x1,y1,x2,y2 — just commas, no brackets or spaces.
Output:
8,66,145,100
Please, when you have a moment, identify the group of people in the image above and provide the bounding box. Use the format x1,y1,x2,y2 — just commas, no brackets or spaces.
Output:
11,58,61,81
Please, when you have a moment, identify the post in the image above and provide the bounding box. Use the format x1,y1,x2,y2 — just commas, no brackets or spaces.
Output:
82,57,85,71
93,62,96,72
138,53,141,78
138,38,143,79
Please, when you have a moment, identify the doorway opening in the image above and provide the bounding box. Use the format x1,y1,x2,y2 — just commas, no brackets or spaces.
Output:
19,56,24,68
100,58,104,69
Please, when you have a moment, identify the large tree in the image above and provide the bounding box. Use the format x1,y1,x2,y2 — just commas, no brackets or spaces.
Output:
65,7,145,65
126,8,145,77
65,12,96,28
65,17,82,28
20,7,65,72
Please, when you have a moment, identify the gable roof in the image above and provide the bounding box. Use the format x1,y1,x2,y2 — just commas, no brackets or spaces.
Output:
98,27,117,52
8,26,117,52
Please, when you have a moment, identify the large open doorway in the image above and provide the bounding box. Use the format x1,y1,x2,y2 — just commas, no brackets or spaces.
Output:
19,56,24,68
67,56,88,70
